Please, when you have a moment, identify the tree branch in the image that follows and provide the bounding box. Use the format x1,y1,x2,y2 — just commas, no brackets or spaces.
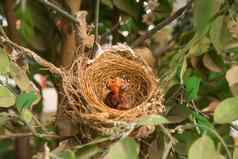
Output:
37,0,79,23
94,0,100,45
3,0,21,44
131,1,192,47
0,36,62,75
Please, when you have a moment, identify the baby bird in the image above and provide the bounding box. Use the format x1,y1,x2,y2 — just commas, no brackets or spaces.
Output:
104,77,130,110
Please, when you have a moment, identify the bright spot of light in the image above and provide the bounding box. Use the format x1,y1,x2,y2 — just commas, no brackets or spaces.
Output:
120,31,129,37
148,25,155,31
146,9,152,14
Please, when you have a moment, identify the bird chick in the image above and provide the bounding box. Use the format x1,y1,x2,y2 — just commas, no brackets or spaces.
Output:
104,77,130,110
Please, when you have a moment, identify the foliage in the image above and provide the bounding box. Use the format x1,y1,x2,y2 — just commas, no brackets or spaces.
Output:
0,0,238,159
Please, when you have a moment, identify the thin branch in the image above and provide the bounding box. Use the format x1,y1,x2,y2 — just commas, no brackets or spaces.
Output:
94,0,100,44
158,124,177,144
0,132,60,140
3,0,21,44
0,36,62,75
131,0,192,47
0,132,33,140
162,140,173,159
37,0,79,23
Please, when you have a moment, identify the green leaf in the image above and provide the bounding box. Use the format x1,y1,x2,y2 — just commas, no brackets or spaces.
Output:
61,150,76,159
214,97,238,124
76,145,102,159
0,112,10,126
16,91,38,112
20,109,33,124
0,86,16,108
113,0,140,19
188,37,210,56
166,104,191,124
101,0,113,8
0,48,10,74
193,0,216,34
185,76,201,101
9,63,34,92
191,112,215,138
188,135,217,159
210,16,224,54
105,137,139,159
136,115,169,126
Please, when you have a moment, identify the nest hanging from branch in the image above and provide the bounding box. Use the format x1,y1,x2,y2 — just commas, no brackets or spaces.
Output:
60,44,164,135
0,11,164,137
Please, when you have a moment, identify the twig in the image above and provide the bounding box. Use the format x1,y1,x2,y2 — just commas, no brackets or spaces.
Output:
37,0,79,23
32,114,49,134
0,26,9,39
0,36,62,75
159,124,177,144
94,0,100,44
131,0,192,47
162,140,173,159
3,0,21,44
0,132,60,140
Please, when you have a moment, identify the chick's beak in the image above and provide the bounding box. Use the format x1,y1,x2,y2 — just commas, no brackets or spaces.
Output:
121,81,129,91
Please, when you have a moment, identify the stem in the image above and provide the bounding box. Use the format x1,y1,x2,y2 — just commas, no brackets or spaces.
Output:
3,0,21,44
37,0,79,23
162,140,173,159
95,0,100,44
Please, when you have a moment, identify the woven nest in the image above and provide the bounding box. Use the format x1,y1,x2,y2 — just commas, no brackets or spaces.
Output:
60,44,164,136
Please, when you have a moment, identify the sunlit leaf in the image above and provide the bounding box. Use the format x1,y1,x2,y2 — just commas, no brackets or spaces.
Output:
210,16,225,54
105,137,139,159
185,76,201,101
0,86,16,108
230,83,238,96
20,109,33,124
136,115,169,126
0,48,10,74
202,53,223,72
193,0,217,33
226,66,238,86
188,135,217,159
202,99,220,114
16,91,38,112
102,0,113,8
61,150,76,159
76,145,102,159
214,97,238,123
0,112,9,126
188,37,210,56
9,63,34,92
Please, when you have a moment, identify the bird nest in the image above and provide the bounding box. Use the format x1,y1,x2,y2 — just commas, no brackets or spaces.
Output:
0,12,164,137
60,44,164,136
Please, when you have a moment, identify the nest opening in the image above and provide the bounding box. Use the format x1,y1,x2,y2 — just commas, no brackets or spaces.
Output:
60,46,164,135
88,65,151,109
79,51,157,112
